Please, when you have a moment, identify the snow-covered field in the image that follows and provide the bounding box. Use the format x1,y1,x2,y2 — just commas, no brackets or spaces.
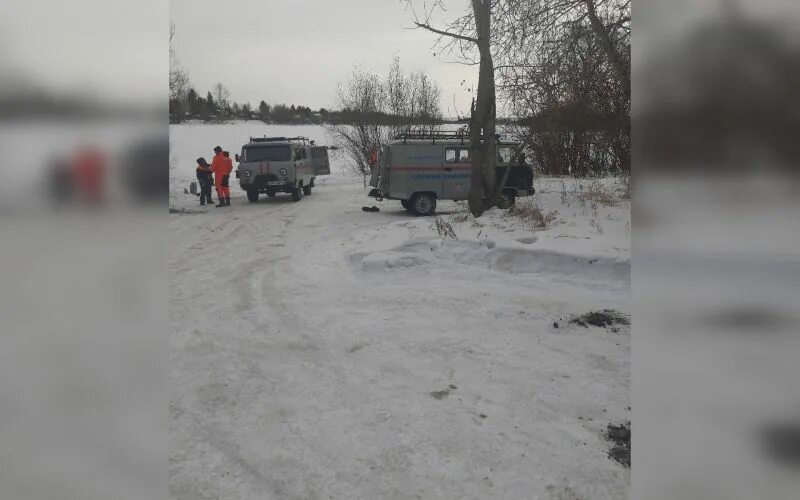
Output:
169,123,631,499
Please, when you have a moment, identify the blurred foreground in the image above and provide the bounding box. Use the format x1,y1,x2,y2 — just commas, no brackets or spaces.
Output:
635,1,800,499
0,211,167,499
0,120,169,500
0,1,168,498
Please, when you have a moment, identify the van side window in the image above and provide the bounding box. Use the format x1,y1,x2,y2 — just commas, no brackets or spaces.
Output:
497,147,512,164
458,148,470,162
445,148,457,163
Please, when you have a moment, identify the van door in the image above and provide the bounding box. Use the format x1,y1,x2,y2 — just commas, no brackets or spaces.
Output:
441,146,471,200
377,144,390,190
293,145,315,183
396,144,442,200
311,146,330,175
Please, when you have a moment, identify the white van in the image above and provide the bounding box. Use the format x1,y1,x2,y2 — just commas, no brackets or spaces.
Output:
235,136,330,202
368,132,534,215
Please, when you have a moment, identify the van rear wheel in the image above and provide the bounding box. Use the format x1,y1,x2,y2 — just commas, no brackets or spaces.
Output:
303,184,312,196
410,193,436,216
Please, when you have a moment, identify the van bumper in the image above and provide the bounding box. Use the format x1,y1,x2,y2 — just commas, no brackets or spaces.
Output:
242,174,294,192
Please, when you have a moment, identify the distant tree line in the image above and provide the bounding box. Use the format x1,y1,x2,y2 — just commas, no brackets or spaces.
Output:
171,85,333,124
168,26,445,127
171,83,448,126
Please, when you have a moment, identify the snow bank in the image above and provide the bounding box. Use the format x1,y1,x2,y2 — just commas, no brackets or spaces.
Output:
354,237,629,284
345,180,630,290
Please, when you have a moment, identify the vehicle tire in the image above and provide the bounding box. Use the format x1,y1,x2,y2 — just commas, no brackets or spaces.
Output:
501,191,516,208
291,184,304,202
400,199,410,210
303,184,312,196
266,192,276,198
246,189,259,203
409,193,436,216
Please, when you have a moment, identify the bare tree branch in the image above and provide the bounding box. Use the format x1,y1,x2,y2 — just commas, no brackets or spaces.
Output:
414,22,479,44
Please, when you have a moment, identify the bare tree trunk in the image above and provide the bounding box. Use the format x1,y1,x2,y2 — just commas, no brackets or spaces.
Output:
584,0,630,99
467,0,496,217
468,100,483,216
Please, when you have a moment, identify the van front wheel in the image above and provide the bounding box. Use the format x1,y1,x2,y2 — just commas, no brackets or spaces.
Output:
501,191,516,208
410,193,436,216
400,199,410,210
246,189,259,203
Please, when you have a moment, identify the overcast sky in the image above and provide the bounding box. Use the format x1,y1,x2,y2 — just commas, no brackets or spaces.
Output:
170,0,478,117
3,0,798,116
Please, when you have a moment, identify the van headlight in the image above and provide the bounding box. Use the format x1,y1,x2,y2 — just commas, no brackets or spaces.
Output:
279,168,288,176
243,171,251,177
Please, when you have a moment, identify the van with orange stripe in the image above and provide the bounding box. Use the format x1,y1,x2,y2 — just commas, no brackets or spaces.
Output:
368,131,534,216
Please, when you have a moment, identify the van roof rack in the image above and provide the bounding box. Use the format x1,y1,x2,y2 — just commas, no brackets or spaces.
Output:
392,130,503,144
249,136,311,144
249,136,286,142
393,130,468,144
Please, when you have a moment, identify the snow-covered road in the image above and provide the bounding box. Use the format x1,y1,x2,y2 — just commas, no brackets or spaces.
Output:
169,124,630,499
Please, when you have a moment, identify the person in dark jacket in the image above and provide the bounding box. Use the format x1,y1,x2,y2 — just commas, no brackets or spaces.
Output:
196,157,214,206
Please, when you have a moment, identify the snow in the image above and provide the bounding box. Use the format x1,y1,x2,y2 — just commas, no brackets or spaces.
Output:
170,123,631,499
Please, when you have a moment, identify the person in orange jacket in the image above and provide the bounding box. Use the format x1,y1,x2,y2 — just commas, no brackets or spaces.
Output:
368,147,378,168
71,146,108,205
210,146,232,207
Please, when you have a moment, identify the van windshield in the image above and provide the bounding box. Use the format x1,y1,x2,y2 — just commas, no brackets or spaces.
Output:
244,146,291,162
497,147,513,164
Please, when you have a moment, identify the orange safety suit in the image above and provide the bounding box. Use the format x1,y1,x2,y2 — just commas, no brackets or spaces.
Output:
71,146,107,204
224,155,234,183
210,151,232,200
369,148,378,167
